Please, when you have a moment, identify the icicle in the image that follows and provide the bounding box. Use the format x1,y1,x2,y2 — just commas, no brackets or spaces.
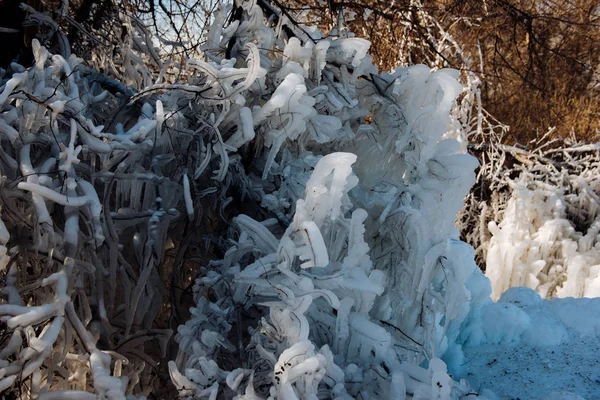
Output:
183,172,194,221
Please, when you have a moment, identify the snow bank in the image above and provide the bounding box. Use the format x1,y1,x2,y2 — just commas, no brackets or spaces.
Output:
461,287,600,400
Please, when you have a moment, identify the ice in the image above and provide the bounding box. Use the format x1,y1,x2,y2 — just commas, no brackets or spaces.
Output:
300,152,357,226
297,220,329,268
486,176,600,299
183,172,194,220
0,217,9,271
326,38,371,69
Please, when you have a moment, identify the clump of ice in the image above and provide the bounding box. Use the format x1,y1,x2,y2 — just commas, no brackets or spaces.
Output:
485,173,600,300
460,287,574,349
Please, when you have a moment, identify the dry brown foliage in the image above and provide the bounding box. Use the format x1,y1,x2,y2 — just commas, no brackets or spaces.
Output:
284,0,600,143
437,0,600,142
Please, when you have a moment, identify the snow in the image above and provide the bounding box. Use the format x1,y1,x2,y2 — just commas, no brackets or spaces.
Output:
464,335,599,400
475,158,600,399
460,287,600,400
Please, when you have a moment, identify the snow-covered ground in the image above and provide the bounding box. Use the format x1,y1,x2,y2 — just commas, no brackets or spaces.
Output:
460,287,600,399
475,163,600,399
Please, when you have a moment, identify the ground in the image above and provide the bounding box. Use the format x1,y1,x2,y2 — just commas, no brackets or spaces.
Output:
461,289,600,400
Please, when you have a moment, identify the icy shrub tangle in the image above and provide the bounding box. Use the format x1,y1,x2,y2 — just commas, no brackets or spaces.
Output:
171,152,490,399
168,2,490,399
486,167,600,300
0,1,492,398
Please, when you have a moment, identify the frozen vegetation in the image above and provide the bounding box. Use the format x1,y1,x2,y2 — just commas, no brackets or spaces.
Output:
0,1,598,399
482,151,600,300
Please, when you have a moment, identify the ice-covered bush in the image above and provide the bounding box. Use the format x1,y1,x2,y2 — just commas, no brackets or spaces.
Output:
0,13,268,397
170,150,488,398
457,131,600,300
0,35,192,398
164,2,494,398
0,0,495,398
482,146,600,299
